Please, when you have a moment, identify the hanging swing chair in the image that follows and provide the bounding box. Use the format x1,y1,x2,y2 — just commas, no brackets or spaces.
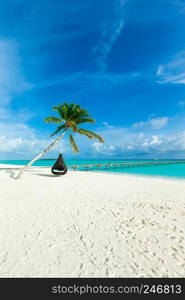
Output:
51,153,68,175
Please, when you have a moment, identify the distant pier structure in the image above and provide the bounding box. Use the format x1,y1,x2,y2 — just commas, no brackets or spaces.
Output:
70,160,185,171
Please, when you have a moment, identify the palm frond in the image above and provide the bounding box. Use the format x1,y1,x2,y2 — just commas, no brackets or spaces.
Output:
50,125,65,137
52,103,92,123
73,109,89,119
66,120,78,132
69,134,79,152
76,128,104,143
67,103,79,119
44,116,63,124
75,118,95,124
53,103,68,119
45,103,104,147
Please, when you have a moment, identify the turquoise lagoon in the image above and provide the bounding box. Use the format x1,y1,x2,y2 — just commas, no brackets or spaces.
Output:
1,159,185,179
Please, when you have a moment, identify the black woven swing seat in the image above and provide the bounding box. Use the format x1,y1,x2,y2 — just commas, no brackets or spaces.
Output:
51,153,68,175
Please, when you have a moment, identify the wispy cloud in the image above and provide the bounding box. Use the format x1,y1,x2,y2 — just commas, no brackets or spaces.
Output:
156,50,185,84
171,0,185,14
34,71,141,94
94,20,124,72
178,100,185,108
93,0,126,71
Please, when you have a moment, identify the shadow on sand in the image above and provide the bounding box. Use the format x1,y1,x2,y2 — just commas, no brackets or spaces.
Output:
33,173,59,178
1,168,64,179
3,168,18,179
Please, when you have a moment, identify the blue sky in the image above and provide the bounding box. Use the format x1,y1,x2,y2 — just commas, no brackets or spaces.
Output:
1,0,185,159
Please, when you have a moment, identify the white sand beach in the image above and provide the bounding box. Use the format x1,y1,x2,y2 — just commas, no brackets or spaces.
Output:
0,164,185,277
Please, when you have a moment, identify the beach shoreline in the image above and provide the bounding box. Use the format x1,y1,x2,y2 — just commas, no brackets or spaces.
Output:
1,163,185,182
0,165,185,277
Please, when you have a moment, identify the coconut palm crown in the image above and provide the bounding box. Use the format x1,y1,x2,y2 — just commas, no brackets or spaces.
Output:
16,102,104,178
45,102,104,152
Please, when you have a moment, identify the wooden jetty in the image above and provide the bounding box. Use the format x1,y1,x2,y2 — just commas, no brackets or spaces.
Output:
69,160,185,171
1,160,185,172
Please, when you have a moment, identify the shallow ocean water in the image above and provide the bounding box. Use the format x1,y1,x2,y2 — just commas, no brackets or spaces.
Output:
1,159,185,179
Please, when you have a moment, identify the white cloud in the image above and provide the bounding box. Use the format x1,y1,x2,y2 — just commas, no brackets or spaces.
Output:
150,135,162,145
92,142,103,152
91,125,185,158
88,116,185,158
142,135,162,148
0,120,37,142
1,115,185,159
156,50,185,84
92,142,116,156
149,117,169,129
0,126,66,159
0,107,35,122
133,121,145,129
0,136,48,157
133,116,169,130
102,121,115,129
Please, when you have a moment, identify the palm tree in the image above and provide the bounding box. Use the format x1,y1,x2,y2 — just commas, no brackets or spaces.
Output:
16,102,104,179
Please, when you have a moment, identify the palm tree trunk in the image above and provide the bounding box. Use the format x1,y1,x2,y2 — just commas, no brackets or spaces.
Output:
15,130,66,179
